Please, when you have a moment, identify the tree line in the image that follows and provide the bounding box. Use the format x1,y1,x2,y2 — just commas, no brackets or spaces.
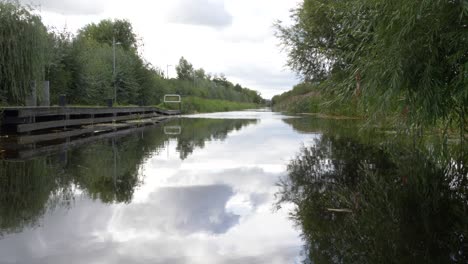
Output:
0,1,264,106
275,0,467,134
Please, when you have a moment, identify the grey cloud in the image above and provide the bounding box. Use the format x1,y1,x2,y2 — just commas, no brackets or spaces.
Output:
168,0,233,28
0,189,239,263
19,0,106,15
0,198,114,264
117,184,240,235
171,167,284,194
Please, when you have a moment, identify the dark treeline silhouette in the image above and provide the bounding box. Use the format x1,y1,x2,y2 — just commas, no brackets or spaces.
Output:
174,118,258,160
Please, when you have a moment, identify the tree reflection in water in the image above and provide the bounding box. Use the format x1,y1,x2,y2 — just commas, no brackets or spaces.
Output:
278,132,467,263
0,118,256,236
175,118,258,160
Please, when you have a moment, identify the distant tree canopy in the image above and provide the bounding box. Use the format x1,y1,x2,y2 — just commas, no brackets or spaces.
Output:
77,19,137,50
173,57,264,104
0,1,264,106
276,0,468,129
176,57,194,81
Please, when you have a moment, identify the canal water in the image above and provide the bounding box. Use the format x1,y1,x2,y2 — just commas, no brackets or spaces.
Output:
0,110,466,263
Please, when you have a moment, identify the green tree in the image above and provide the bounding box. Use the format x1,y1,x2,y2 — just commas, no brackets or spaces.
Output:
1,1,264,108
194,68,206,80
276,0,468,131
46,30,77,104
77,19,137,50
72,38,114,104
175,57,194,81
0,1,48,104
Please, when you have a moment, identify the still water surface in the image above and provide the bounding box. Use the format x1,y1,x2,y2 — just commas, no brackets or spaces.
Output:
0,110,466,263
0,110,310,263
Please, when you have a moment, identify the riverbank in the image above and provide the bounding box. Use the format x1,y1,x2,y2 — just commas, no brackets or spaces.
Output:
272,85,466,140
272,84,363,119
159,96,259,114
299,113,362,120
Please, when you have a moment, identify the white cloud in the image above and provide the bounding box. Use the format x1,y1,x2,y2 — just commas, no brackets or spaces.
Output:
20,0,108,15
0,116,314,263
167,0,233,29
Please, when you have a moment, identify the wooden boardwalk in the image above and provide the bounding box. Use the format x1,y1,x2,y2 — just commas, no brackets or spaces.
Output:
1,120,171,160
0,106,180,133
0,106,180,160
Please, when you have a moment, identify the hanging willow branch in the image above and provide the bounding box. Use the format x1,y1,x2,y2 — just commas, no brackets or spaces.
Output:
0,0,48,105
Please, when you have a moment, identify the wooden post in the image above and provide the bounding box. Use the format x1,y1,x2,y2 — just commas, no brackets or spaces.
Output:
64,113,69,130
355,71,361,97
39,81,50,106
59,95,67,107
25,81,37,106
113,113,117,130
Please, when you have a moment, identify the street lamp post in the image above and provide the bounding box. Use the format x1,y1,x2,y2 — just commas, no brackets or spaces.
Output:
113,37,121,105
166,64,172,79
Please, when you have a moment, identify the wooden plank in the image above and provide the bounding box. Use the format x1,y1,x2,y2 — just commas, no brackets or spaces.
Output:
14,106,178,118
16,116,170,144
125,116,169,124
16,119,171,160
18,127,98,144
16,112,161,133
1,116,29,125
157,109,181,115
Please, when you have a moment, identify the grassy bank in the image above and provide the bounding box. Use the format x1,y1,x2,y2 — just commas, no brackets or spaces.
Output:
272,83,466,138
159,96,259,114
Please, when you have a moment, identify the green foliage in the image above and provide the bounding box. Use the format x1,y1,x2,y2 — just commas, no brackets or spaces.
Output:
272,82,362,116
272,82,317,106
173,118,258,160
276,0,468,133
175,56,194,81
0,157,72,236
68,138,144,203
278,123,467,263
172,57,264,104
77,19,137,50
160,96,258,114
0,0,48,104
46,30,77,104
73,38,114,104
0,2,264,109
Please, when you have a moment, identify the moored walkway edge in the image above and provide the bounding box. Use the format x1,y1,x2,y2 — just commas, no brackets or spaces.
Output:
0,106,181,134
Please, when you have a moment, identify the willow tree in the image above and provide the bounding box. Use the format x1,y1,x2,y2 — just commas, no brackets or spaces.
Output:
0,1,48,104
276,0,468,133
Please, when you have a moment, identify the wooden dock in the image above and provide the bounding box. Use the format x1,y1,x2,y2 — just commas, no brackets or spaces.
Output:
0,106,180,160
0,106,180,133
0,120,171,160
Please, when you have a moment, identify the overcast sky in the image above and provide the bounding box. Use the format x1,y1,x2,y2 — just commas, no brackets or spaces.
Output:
21,0,301,99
